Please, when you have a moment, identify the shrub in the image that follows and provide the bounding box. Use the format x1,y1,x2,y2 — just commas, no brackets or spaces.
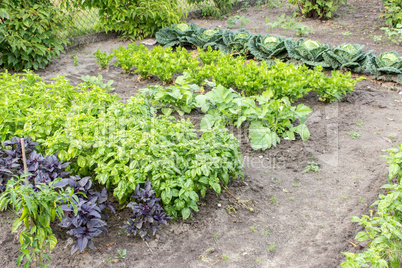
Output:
381,0,402,27
68,0,184,39
287,0,346,19
0,0,68,70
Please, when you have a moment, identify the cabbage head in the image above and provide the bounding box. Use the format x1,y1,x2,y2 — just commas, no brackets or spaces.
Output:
370,51,402,76
248,34,287,60
285,38,330,67
156,23,198,47
322,43,372,72
222,29,252,54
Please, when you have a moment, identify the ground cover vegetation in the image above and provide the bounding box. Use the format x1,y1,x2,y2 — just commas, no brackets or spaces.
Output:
156,22,402,84
0,70,245,266
341,143,402,267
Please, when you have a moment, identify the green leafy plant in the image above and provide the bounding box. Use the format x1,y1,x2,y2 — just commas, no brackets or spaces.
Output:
302,161,320,173
113,43,148,73
0,176,77,267
381,0,402,27
187,0,233,18
221,29,252,54
66,0,183,39
93,49,114,69
288,0,346,19
247,34,288,61
341,144,402,267
156,23,198,47
187,28,224,49
140,73,201,115
382,143,402,183
0,0,69,70
323,44,373,73
81,75,114,92
0,71,244,220
380,25,402,44
369,51,402,78
285,39,330,68
348,131,361,139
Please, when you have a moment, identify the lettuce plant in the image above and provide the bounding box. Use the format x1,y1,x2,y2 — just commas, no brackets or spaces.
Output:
221,29,252,54
122,180,170,240
285,39,330,67
323,44,373,72
155,23,198,47
248,34,288,61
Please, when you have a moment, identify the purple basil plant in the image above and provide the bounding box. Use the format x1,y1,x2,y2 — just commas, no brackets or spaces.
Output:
122,179,171,240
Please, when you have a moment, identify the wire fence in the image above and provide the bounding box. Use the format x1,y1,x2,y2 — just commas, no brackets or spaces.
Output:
52,0,258,47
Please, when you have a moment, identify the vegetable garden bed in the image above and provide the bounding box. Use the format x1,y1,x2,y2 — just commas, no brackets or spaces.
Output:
1,0,402,267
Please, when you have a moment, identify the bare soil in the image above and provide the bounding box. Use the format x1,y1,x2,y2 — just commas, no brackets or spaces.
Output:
1,0,402,267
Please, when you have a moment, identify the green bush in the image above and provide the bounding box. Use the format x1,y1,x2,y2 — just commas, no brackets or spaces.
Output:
381,0,402,27
187,0,233,18
68,0,184,39
288,0,346,19
0,71,244,220
0,0,68,70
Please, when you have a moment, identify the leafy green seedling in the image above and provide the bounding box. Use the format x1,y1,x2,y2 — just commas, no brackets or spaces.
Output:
268,243,277,252
303,161,320,173
249,226,258,232
94,49,114,69
348,131,361,139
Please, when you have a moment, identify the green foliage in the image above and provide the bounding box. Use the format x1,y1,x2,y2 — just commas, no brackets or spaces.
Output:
341,144,402,267
80,75,114,92
312,65,360,103
248,34,288,61
0,71,244,220
370,51,402,76
68,0,183,39
285,39,330,68
302,161,320,173
323,44,373,73
0,0,69,70
140,73,201,115
187,0,233,18
156,23,198,47
0,176,77,268
383,144,402,183
288,0,346,19
129,45,200,83
113,43,148,73
221,29,253,54
141,76,312,150
381,0,402,27
93,49,114,69
187,28,224,49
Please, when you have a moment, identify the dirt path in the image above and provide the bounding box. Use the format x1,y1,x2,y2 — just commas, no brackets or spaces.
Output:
1,0,402,267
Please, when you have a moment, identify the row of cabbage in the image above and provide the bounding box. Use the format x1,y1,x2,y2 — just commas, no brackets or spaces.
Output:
156,23,402,83
341,144,402,267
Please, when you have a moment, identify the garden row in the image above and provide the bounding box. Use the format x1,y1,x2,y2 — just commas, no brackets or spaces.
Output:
0,71,244,266
94,43,360,150
155,23,402,83
95,43,360,103
341,143,402,267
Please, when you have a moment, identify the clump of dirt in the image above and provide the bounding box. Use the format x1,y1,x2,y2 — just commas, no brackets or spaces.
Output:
1,0,401,267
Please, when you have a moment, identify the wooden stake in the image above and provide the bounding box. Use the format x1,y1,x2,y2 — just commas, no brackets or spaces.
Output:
20,138,29,185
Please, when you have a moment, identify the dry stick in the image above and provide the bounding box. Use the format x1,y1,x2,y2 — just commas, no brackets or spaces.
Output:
220,184,250,211
144,241,153,253
345,239,357,248
20,138,29,185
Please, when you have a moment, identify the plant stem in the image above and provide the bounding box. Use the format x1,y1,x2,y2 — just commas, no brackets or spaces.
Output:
20,138,29,185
